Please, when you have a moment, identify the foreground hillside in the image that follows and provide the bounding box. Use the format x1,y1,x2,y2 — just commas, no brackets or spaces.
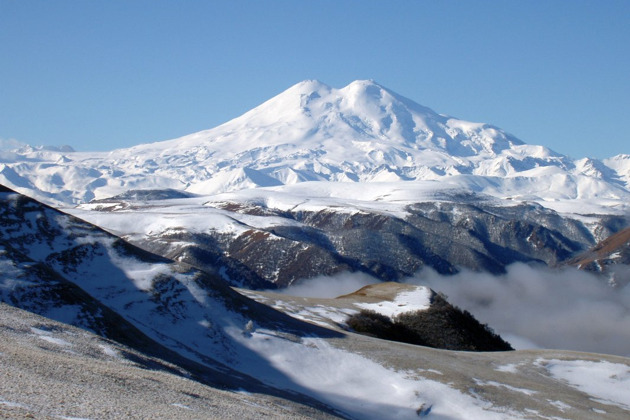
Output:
2,185,630,419
0,184,344,416
0,303,335,420
3,296,630,419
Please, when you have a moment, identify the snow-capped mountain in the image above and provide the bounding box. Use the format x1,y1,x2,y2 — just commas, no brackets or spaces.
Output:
1,80,629,210
2,80,630,418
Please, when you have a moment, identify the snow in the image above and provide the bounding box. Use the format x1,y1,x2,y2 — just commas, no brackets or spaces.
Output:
0,256,27,281
547,400,572,412
28,326,73,347
230,328,522,420
108,256,173,292
37,335,72,347
170,403,193,411
473,379,537,396
0,400,29,409
70,179,574,261
60,417,94,420
354,286,432,317
539,359,630,410
99,344,120,358
301,306,357,325
494,363,520,374
242,294,359,327
609,251,622,260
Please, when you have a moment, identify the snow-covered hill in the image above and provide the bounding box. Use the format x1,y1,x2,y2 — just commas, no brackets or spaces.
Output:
1,80,629,210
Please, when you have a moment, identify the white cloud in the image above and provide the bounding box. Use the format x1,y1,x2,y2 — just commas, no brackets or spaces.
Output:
0,137,27,151
279,263,630,357
275,271,377,298
407,263,630,357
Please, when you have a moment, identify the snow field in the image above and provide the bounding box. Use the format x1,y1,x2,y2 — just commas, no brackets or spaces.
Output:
539,359,630,410
354,286,432,317
229,327,521,420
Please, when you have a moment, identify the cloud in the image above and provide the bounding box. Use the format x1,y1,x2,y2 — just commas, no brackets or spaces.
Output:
276,271,377,298
0,137,27,151
406,263,630,357
279,263,630,357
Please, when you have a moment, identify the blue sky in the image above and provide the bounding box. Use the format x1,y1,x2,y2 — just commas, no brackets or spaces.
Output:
1,1,628,159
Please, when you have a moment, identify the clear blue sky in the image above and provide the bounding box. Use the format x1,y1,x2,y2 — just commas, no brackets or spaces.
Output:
1,0,628,159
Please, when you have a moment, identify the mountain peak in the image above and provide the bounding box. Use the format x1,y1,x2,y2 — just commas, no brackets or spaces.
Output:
286,79,390,103
286,79,331,95
344,79,383,89
340,79,391,102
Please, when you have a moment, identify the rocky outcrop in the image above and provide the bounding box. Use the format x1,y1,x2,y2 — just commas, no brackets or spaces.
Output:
567,227,630,282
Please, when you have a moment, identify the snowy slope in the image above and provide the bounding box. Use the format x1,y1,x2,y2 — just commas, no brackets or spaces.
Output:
0,303,338,420
0,80,628,210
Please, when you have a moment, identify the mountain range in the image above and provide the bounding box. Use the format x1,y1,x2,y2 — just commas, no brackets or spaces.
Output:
2,79,628,284
1,80,629,418
1,80,629,211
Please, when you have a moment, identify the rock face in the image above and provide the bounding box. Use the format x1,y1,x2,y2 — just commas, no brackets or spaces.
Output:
568,227,630,287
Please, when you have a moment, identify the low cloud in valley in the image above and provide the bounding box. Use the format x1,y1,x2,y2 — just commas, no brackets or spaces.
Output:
283,263,630,357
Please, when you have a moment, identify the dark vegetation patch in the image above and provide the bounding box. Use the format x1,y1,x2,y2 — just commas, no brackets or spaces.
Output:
347,294,513,352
